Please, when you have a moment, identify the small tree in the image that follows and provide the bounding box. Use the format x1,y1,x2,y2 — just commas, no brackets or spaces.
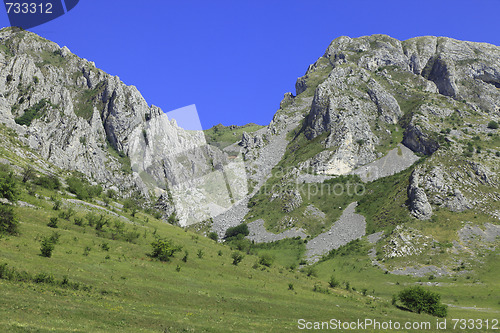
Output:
40,237,55,257
396,286,447,317
21,165,35,183
0,204,18,235
0,171,18,202
258,253,274,267
208,232,218,241
150,238,181,261
487,121,499,129
329,275,340,288
224,224,249,240
47,217,58,228
231,251,244,265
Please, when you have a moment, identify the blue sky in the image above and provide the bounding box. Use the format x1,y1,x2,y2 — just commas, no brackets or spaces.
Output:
1,1,499,129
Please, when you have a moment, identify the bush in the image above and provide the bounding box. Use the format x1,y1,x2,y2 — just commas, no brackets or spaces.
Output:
167,212,179,225
197,249,204,259
0,169,18,202
301,266,317,277
59,208,75,220
258,253,274,267
329,275,340,288
224,224,249,240
396,286,447,317
150,238,182,261
487,121,499,129
231,251,244,265
14,99,50,126
47,217,58,228
66,176,102,200
40,237,55,257
35,175,61,190
52,199,61,211
207,231,218,241
21,165,35,183
0,204,18,235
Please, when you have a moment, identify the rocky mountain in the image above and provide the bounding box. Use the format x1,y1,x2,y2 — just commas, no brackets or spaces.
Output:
0,27,243,225
232,34,500,270
1,28,499,270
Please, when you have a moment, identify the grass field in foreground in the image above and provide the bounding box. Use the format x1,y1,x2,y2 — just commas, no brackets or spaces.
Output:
0,183,498,332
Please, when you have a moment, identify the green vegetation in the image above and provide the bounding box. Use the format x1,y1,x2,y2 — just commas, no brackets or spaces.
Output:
106,139,132,174
204,123,264,149
14,99,52,126
35,174,61,190
40,236,55,257
487,120,499,129
66,175,102,200
74,82,106,120
357,166,416,234
0,205,18,235
224,223,249,240
395,286,448,317
150,238,182,262
0,165,18,202
247,173,363,236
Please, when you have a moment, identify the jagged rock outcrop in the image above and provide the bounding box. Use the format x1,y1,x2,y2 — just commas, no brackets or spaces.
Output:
408,168,433,219
293,34,500,176
0,27,239,226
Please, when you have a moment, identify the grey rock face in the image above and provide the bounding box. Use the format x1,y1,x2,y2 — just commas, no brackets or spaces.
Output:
0,28,240,225
293,34,500,176
408,168,433,219
402,122,440,155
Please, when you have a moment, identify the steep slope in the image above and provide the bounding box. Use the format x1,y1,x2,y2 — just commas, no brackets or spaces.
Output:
0,27,241,226
240,34,499,274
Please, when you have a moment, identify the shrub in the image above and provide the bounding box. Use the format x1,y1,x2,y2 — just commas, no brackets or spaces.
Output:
34,273,54,284
21,165,35,183
150,238,182,261
52,199,61,211
328,275,340,288
35,175,61,190
288,283,294,290
14,99,50,126
487,121,499,129
231,251,244,265
67,176,102,200
396,286,447,317
182,250,189,263
197,249,204,259
83,246,91,256
106,189,116,199
47,217,58,228
258,253,274,267
167,212,179,225
0,169,18,202
48,231,60,244
302,266,317,277
0,204,18,235
224,224,249,240
40,237,55,257
74,217,84,226
59,208,75,220
208,231,218,241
